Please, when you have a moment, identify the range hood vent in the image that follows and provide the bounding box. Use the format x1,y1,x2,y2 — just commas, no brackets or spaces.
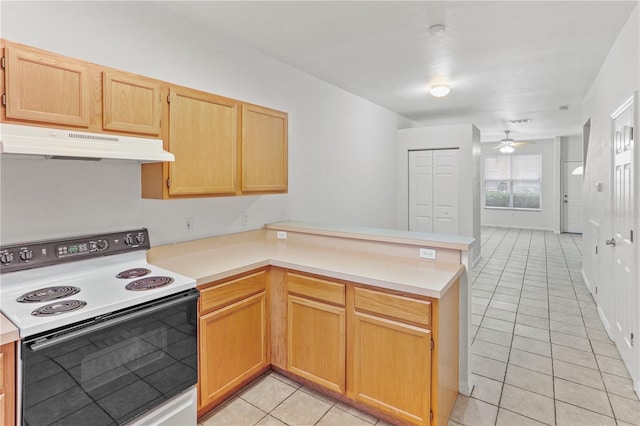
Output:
0,123,174,162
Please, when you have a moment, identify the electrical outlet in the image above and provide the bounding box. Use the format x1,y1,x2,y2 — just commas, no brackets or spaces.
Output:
276,231,287,240
242,212,249,226
419,248,436,259
185,217,193,233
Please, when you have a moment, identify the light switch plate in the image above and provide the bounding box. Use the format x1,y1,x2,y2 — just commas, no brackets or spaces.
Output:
276,231,287,240
419,248,436,259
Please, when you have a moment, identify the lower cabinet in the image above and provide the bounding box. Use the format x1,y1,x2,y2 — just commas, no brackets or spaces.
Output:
351,297,432,425
0,342,16,426
286,273,346,393
197,268,459,426
198,271,269,413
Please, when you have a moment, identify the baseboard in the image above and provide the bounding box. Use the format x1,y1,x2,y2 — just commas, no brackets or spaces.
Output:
459,380,473,397
480,223,555,232
472,256,482,267
581,269,594,294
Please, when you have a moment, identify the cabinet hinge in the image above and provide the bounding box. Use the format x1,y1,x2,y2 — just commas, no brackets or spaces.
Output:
1,94,5,106
0,56,5,69
430,339,434,350
430,410,433,420
167,178,171,188
167,94,170,104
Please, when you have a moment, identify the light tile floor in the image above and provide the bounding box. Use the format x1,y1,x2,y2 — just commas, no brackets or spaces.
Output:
452,227,640,426
199,227,640,426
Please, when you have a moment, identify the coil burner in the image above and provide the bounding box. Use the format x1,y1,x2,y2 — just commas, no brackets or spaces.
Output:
17,286,81,303
116,268,152,279
31,300,87,316
125,276,174,291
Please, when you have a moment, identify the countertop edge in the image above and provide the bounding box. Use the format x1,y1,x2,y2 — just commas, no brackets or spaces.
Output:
1,314,19,345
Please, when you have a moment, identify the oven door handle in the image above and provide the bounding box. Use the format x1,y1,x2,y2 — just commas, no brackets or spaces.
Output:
27,290,199,352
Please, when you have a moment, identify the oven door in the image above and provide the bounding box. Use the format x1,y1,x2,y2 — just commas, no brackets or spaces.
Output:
21,289,199,426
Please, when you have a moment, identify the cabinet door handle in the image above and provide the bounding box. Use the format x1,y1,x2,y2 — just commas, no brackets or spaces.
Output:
605,238,616,247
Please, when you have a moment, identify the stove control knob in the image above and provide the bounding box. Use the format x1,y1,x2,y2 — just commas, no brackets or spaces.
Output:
0,252,14,265
136,233,145,244
96,240,109,251
124,235,134,246
19,249,33,262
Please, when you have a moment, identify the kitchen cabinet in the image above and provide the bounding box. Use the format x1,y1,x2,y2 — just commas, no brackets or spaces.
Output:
198,270,269,414
241,104,288,193
165,85,239,196
141,92,288,199
349,287,432,425
2,42,92,128
0,342,15,426
1,40,163,138
286,272,345,393
102,70,162,136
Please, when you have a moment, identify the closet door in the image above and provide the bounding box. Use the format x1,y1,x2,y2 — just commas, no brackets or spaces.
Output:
433,149,460,234
408,149,459,234
408,150,433,232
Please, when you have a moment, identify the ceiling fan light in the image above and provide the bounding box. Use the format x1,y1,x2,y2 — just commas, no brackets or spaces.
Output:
499,145,514,154
430,84,450,97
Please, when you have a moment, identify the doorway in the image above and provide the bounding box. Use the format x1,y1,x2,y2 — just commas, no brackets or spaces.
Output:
562,161,583,233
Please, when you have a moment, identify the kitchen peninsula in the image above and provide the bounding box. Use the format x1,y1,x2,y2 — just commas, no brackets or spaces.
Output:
148,221,474,426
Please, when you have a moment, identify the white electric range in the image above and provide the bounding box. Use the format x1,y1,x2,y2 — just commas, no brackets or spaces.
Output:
0,228,199,426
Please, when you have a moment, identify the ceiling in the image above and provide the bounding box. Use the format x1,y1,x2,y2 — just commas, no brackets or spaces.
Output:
154,1,637,142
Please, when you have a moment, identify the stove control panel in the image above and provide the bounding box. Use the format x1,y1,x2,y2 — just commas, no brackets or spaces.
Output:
0,228,151,273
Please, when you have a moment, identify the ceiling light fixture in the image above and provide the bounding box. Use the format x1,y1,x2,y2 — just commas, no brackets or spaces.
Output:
428,24,446,36
430,84,450,97
499,145,515,154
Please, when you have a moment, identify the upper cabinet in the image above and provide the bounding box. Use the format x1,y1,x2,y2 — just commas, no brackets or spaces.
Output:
167,85,239,196
1,39,288,198
102,70,162,136
3,44,91,127
241,104,288,193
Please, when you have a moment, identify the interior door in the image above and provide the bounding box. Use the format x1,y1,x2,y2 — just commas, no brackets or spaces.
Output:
611,96,636,376
408,150,434,232
563,161,583,233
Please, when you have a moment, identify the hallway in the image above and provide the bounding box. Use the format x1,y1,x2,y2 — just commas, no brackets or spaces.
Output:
450,227,640,425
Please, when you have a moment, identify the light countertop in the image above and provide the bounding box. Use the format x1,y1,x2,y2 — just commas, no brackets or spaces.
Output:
149,233,464,298
1,313,19,345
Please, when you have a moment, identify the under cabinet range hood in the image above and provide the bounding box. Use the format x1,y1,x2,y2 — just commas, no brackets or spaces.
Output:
0,123,174,162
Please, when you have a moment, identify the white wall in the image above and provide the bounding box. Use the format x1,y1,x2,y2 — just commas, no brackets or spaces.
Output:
480,139,558,232
0,1,418,246
561,134,583,162
581,4,639,394
397,124,481,264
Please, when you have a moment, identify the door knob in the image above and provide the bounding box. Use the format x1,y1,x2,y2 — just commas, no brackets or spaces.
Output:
564,200,568,203
605,238,616,247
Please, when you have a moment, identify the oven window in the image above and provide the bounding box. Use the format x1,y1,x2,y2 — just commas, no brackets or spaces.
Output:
22,297,197,426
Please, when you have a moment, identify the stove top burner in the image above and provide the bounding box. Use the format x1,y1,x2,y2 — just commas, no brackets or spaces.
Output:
31,300,87,317
116,268,152,279
125,276,174,291
17,286,81,303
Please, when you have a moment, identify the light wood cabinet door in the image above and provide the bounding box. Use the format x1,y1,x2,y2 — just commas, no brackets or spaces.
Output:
0,342,16,426
241,104,288,193
287,295,346,393
4,45,91,127
352,312,431,425
103,70,161,135
168,86,239,196
199,291,268,408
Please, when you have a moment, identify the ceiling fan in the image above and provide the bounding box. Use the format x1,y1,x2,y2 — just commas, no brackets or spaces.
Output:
492,130,535,153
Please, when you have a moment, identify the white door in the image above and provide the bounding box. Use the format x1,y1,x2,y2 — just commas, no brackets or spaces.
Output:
409,149,459,234
433,149,460,234
563,161,583,233
610,97,636,376
408,150,433,232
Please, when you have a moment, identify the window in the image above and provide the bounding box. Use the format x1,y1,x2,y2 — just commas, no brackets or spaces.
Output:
484,154,541,209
